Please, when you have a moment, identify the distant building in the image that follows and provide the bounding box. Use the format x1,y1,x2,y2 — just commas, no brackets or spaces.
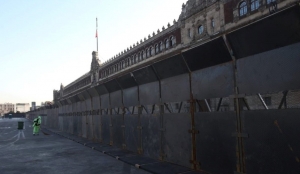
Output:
16,103,30,113
0,103,15,116
30,102,36,111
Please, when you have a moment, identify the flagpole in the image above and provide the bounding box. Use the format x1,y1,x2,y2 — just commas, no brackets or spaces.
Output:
96,18,98,52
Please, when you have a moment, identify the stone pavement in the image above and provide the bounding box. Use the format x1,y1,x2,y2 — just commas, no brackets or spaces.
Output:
0,118,207,174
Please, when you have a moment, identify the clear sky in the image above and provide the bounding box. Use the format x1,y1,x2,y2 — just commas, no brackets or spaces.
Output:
0,0,185,106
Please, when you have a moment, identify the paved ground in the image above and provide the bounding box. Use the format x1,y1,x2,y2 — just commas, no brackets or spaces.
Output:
0,118,151,174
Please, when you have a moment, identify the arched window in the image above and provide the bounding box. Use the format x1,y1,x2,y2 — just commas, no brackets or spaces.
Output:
151,46,155,56
159,42,163,51
198,25,204,34
122,61,125,68
135,54,138,63
165,39,170,49
251,0,259,10
170,36,175,47
146,49,149,57
138,53,141,61
142,51,145,59
155,44,159,53
131,56,134,64
239,1,247,16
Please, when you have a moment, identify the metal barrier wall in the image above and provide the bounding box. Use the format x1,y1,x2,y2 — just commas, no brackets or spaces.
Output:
28,6,300,174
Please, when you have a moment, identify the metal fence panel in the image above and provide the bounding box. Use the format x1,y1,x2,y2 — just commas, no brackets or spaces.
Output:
139,82,160,105
111,114,123,148
124,114,139,153
123,87,139,107
85,99,93,139
241,109,300,174
77,102,82,136
195,112,236,174
182,37,232,72
81,101,87,138
102,114,111,145
92,96,101,141
237,42,300,95
101,94,110,109
161,74,190,103
163,113,192,168
141,113,161,160
227,5,300,59
192,62,234,100
110,91,123,108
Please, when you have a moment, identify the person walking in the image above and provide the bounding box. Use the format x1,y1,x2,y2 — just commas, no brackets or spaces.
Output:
33,116,42,135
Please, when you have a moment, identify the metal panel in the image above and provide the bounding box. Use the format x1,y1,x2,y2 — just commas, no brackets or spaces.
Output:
92,96,101,140
163,113,192,168
237,42,300,95
102,114,111,145
153,54,189,79
95,84,108,95
66,98,72,105
82,90,91,99
182,37,232,71
104,79,121,93
123,87,139,107
77,102,82,136
161,74,190,103
101,94,110,109
227,5,300,59
117,73,137,89
77,93,85,101
87,87,99,97
139,81,160,105
110,91,122,108
133,66,158,85
111,114,123,148
192,62,235,99
241,109,300,174
141,113,161,159
81,101,87,138
85,98,93,140
72,103,78,135
124,114,139,153
195,112,236,174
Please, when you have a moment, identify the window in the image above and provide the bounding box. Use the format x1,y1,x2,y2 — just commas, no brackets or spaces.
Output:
142,51,145,59
251,0,259,11
146,49,149,57
155,44,159,53
188,28,192,38
134,54,138,63
138,53,141,61
211,19,215,32
165,39,170,49
151,46,155,55
198,25,204,34
239,1,247,16
170,36,175,46
159,42,163,51
267,0,275,4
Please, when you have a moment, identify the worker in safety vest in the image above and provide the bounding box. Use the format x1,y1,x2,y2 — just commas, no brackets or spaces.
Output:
33,116,42,135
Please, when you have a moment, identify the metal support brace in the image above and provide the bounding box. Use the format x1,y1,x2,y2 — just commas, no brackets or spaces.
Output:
278,90,288,109
257,93,268,109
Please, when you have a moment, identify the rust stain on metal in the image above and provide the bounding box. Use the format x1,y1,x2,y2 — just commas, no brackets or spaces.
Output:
274,120,283,133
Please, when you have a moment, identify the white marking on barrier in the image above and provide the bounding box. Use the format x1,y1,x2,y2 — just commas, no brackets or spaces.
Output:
21,130,25,139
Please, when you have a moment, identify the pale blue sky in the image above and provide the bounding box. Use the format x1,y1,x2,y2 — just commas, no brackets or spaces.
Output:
0,0,184,106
